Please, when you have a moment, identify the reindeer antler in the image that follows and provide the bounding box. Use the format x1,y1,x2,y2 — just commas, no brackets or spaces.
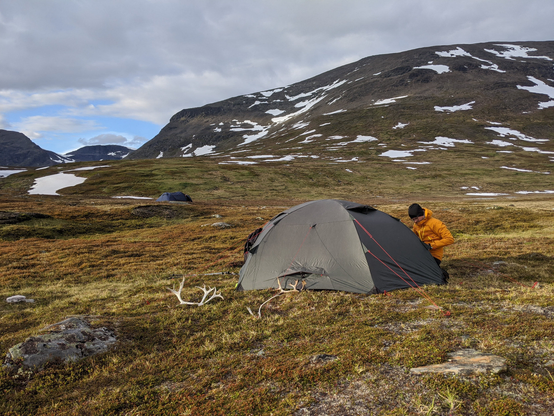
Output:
247,278,306,318
167,277,223,306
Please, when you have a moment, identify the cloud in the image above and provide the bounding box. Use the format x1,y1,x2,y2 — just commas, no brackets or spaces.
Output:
3,0,553,97
78,133,147,149
0,89,101,114
13,116,101,139
1,0,554,153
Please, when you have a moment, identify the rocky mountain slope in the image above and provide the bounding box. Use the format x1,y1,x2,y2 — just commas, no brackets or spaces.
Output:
128,41,554,172
64,145,132,162
0,130,72,167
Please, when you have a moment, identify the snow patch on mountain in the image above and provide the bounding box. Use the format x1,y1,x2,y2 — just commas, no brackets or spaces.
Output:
299,134,322,144
353,135,378,143
520,147,554,155
414,64,450,74
266,109,285,116
324,109,347,115
260,88,284,98
373,95,408,105
487,140,514,147
435,101,475,112
181,144,193,155
419,137,473,147
435,47,472,58
380,150,415,158
485,127,548,143
194,145,216,156
485,44,553,61
435,47,506,73
517,76,554,109
393,122,409,129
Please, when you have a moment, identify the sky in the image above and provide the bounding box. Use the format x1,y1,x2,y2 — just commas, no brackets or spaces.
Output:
1,0,553,154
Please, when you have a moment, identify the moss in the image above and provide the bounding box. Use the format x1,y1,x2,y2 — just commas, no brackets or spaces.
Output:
0,195,553,414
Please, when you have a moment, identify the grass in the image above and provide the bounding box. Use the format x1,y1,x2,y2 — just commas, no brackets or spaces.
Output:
1,159,554,415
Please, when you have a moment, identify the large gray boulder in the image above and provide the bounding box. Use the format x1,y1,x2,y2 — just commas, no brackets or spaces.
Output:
4,317,116,374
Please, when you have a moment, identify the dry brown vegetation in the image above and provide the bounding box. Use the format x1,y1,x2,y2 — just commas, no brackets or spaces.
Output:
1,161,554,415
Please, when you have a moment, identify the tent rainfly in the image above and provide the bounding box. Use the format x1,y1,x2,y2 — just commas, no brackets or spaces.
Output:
156,192,192,202
237,199,446,294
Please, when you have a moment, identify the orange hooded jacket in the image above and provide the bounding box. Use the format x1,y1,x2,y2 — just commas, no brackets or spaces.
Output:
412,207,454,261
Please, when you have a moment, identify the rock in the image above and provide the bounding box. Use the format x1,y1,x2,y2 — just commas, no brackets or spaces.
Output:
3,317,116,374
6,295,34,303
310,354,338,365
212,214,222,218
211,222,231,229
410,349,507,375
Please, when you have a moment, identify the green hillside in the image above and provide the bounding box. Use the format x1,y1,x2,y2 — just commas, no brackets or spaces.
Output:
1,157,553,414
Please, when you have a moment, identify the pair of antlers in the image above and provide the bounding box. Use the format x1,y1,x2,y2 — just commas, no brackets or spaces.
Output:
167,277,223,306
167,276,304,320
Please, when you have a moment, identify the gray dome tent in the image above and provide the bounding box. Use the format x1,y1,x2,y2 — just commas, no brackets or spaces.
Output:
237,199,445,294
156,192,192,202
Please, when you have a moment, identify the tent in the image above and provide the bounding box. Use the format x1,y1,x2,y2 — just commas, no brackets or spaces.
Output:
156,192,192,202
237,199,446,294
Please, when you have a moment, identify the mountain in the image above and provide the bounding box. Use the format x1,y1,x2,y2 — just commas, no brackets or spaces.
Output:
128,41,554,168
64,145,132,162
0,129,72,167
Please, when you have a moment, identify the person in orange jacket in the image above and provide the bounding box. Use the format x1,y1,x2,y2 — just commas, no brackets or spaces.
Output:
408,203,454,267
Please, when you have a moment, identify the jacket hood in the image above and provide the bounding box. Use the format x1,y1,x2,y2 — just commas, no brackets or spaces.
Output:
424,207,433,218
419,207,434,224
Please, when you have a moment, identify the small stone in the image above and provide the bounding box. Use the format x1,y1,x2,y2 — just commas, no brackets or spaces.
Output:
6,295,34,303
310,354,338,365
211,222,231,229
410,349,507,375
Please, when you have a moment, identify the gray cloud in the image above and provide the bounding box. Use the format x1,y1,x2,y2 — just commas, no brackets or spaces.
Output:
14,116,100,139
78,134,146,149
1,0,554,151
78,133,148,149
2,0,553,98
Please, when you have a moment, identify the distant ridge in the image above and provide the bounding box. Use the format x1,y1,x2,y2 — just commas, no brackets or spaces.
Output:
64,145,132,162
128,41,554,169
0,129,72,167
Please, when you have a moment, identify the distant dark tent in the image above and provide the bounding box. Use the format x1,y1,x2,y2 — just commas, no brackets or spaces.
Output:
237,199,445,294
156,192,193,202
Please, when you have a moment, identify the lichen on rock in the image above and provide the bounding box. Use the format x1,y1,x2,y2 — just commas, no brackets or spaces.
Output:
3,317,116,374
